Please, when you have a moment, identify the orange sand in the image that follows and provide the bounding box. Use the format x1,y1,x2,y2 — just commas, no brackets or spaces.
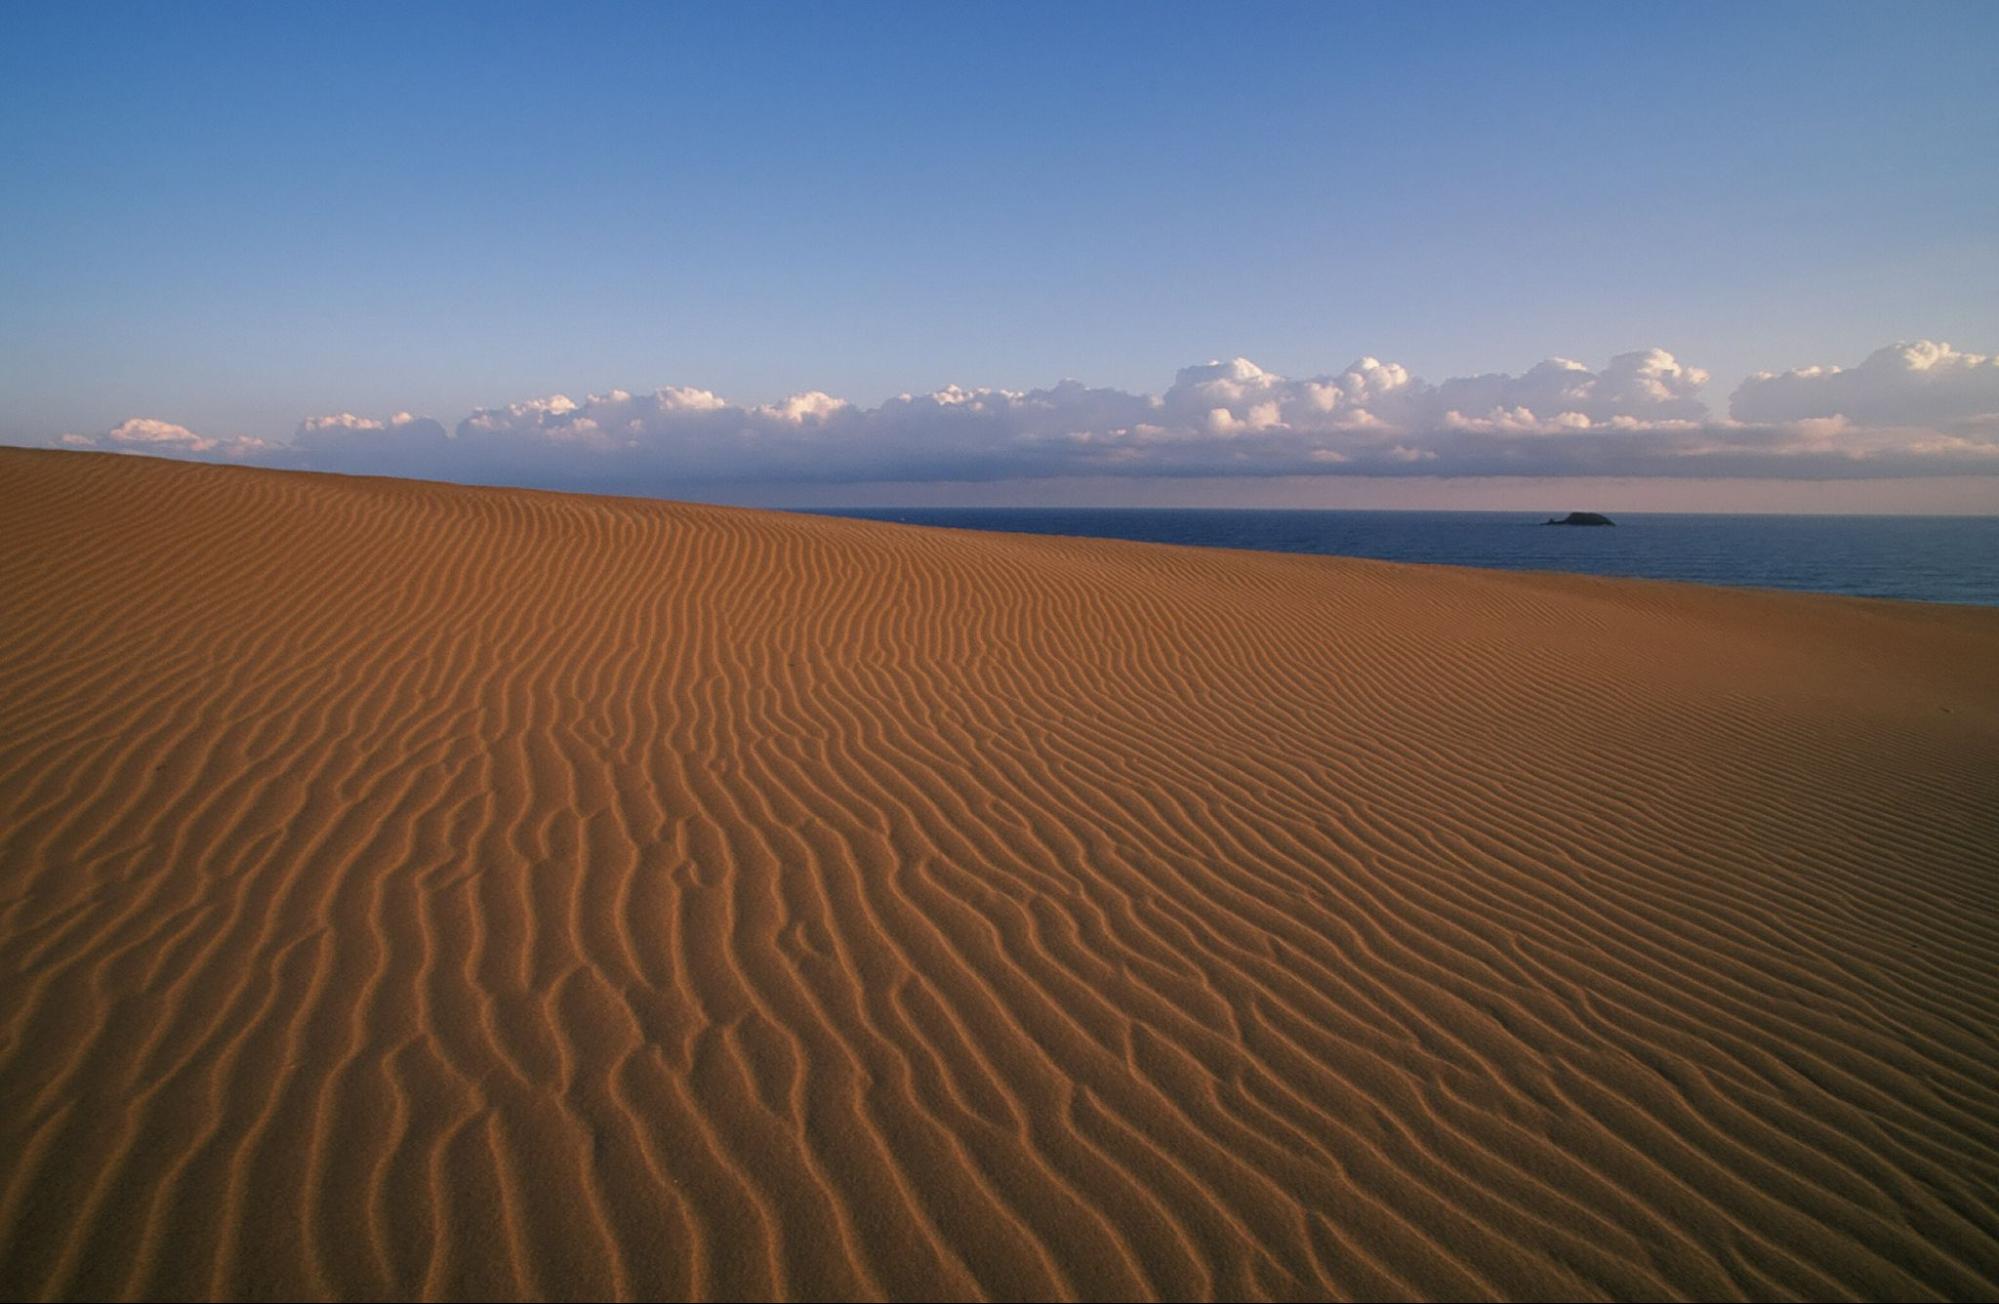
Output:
2,447,1996,1300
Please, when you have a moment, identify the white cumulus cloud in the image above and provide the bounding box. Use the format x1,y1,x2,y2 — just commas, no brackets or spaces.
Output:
60,417,272,459
1731,340,1999,428
43,338,1999,486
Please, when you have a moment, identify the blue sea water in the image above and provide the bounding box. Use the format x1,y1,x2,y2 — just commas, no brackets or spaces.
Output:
817,509,1999,606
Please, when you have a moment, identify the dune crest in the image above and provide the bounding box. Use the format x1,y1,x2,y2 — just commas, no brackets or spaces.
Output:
2,448,1996,1300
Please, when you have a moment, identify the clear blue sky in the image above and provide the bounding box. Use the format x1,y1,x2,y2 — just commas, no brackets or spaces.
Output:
4,1,1997,504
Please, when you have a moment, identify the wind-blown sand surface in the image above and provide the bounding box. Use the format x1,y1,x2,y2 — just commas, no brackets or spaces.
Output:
2,448,1996,1302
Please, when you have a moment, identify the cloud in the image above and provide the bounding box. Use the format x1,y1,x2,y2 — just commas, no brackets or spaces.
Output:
1731,340,1999,428
1431,349,1710,429
46,339,1999,486
289,410,456,478
60,417,273,459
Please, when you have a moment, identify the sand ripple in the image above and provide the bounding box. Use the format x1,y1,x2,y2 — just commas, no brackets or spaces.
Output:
2,449,1996,1300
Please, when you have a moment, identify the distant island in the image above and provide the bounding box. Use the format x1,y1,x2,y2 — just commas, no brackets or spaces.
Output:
1544,511,1616,526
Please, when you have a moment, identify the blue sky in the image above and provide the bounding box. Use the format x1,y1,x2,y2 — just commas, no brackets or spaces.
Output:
5,2,1998,506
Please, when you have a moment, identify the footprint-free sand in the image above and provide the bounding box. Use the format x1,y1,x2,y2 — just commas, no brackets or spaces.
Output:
2,447,1996,1300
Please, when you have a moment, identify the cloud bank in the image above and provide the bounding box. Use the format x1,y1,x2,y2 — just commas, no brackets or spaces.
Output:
59,418,276,459
1731,340,1999,428
50,340,1999,488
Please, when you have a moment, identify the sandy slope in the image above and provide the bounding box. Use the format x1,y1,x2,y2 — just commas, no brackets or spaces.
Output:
1,447,1996,1301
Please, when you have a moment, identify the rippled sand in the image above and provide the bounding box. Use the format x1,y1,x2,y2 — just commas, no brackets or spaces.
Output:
3,447,1996,1300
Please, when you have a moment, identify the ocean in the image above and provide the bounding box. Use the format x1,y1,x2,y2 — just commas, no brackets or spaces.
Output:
817,509,1999,606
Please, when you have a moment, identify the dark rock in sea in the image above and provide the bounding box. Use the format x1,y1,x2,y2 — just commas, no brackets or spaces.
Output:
1544,512,1615,527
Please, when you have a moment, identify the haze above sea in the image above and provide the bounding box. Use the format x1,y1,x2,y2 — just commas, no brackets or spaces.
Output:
817,509,1999,606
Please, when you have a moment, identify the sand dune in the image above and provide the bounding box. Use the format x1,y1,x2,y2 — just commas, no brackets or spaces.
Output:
1,447,1996,1300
